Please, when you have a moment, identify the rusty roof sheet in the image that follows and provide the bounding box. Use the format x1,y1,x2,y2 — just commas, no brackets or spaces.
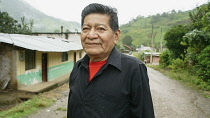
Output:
0,33,83,52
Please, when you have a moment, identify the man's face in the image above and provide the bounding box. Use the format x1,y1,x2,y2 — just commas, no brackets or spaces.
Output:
81,14,120,59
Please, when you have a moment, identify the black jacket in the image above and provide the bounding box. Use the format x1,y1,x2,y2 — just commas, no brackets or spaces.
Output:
67,47,155,118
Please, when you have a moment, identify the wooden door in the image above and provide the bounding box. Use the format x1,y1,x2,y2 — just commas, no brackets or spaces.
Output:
74,52,76,64
42,53,48,82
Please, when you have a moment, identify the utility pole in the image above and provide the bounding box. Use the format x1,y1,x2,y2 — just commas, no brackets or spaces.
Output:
160,28,163,52
150,24,154,64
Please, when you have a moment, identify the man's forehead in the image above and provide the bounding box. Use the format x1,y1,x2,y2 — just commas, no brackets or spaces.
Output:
83,14,110,27
83,23,108,27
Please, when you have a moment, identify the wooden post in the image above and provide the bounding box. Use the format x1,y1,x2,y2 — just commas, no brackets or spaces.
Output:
150,24,153,64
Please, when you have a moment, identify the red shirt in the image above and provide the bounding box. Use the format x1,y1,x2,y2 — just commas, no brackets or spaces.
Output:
89,60,107,81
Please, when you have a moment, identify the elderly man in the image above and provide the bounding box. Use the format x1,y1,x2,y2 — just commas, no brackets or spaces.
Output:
67,3,154,118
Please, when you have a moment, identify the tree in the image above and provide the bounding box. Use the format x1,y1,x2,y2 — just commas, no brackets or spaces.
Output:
54,29,60,33
150,14,161,24
122,35,133,48
164,25,188,59
0,11,19,33
182,3,210,65
0,11,34,34
189,3,210,30
19,16,34,34
65,29,70,33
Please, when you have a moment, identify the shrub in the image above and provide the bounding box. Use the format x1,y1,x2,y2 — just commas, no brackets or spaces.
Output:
159,49,172,68
196,45,210,82
168,58,185,71
133,52,144,62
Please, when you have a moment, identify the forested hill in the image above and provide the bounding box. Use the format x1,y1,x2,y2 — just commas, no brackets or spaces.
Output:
0,0,80,32
119,9,192,51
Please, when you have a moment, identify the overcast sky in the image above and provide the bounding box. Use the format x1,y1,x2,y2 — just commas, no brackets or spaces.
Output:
23,0,208,25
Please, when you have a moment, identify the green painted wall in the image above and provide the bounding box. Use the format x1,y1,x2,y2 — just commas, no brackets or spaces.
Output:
48,61,74,81
17,61,74,85
17,70,42,85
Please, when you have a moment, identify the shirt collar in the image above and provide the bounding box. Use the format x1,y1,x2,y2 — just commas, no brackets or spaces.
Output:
80,47,122,71
106,47,122,71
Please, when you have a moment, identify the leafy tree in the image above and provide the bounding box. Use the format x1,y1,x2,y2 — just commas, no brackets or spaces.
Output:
189,3,210,30
161,2,210,83
19,16,34,34
150,14,161,24
182,29,210,63
161,12,169,18
122,35,133,48
0,11,19,33
182,3,210,65
164,25,188,59
0,11,33,34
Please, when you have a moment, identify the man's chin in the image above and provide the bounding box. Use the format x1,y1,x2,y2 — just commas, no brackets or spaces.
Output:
85,49,102,56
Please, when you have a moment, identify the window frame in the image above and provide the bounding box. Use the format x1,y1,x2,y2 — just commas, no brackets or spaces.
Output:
25,50,36,70
61,52,68,62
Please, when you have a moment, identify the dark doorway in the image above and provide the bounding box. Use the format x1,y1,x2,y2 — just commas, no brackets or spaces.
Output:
42,53,48,82
74,52,76,64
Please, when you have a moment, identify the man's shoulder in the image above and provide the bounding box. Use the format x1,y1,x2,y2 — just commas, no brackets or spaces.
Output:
121,53,144,65
74,59,83,68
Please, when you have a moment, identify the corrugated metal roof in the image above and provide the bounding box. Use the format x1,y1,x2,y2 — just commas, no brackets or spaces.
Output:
144,52,161,56
0,33,83,52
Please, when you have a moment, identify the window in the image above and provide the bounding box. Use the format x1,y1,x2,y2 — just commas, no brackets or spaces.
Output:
62,52,68,62
25,50,36,70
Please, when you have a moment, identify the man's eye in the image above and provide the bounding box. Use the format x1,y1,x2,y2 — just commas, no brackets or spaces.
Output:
82,27,89,31
97,27,105,31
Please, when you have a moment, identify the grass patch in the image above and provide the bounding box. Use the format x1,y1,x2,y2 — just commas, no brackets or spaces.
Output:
0,96,54,118
147,65,210,98
55,107,67,111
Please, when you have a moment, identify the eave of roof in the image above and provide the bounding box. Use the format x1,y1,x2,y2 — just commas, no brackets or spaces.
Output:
0,33,83,52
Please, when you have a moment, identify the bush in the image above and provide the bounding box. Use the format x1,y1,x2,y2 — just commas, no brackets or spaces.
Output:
168,58,185,71
196,45,210,82
133,52,144,62
159,50,173,68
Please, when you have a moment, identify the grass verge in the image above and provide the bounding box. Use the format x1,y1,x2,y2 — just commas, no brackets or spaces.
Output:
147,65,210,98
0,96,54,118
54,107,67,111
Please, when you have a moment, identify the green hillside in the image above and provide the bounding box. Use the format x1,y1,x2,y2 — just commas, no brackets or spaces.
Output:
119,10,192,51
0,0,80,32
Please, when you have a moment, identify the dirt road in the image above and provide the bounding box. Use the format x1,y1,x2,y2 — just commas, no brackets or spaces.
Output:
148,67,210,118
26,67,210,118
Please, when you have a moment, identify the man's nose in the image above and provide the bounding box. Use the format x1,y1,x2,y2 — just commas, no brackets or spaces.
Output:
87,29,98,39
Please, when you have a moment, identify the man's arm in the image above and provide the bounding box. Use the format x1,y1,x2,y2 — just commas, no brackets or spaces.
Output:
130,64,155,118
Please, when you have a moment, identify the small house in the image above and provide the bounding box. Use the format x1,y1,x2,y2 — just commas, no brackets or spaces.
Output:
144,52,160,65
0,33,84,91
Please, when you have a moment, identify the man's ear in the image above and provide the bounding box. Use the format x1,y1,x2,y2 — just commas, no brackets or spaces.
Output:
114,29,121,44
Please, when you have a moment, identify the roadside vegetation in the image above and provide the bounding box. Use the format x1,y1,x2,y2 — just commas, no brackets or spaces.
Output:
148,64,210,98
0,96,54,118
134,3,210,98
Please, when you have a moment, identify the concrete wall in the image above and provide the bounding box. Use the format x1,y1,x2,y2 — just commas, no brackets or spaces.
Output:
153,56,160,64
144,55,160,64
16,50,85,88
47,52,73,81
0,43,17,90
17,50,42,87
